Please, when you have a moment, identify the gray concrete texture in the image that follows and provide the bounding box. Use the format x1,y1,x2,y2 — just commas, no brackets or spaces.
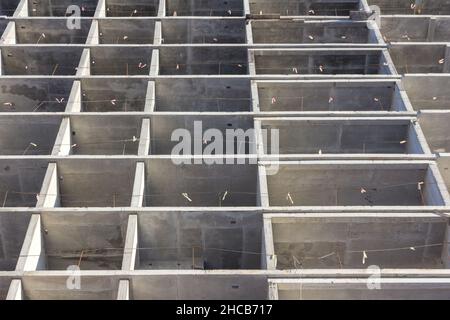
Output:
0,0,449,301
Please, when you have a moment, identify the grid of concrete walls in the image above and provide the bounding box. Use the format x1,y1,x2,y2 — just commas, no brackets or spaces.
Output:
0,0,449,300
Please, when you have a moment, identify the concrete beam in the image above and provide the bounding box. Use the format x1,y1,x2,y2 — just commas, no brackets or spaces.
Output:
122,215,138,271
117,280,130,300
257,165,269,207
52,118,72,156
144,81,156,112
443,45,450,73
427,17,437,41
36,163,60,208
138,119,151,156
158,0,166,17
86,20,99,45
94,0,106,18
150,49,159,76
1,22,16,44
263,217,276,270
13,0,27,17
65,81,82,113
268,281,278,300
6,279,23,300
76,49,91,77
131,162,146,207
154,21,162,45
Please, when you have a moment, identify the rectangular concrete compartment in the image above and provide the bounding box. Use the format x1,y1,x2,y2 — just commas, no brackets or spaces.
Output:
90,47,153,75
135,211,262,270
403,75,450,110
21,276,119,299
0,115,61,155
0,79,73,112
389,43,448,74
367,0,450,14
0,160,48,207
264,162,449,206
166,0,244,16
28,0,98,17
259,118,428,155
162,19,246,44
268,215,447,269
251,20,381,44
159,47,248,75
144,159,257,207
13,19,92,44
56,160,135,207
256,80,410,112
39,212,128,270
149,115,255,155
1,47,84,75
105,0,159,16
154,78,252,112
0,212,32,271
69,115,142,155
249,0,362,16
252,49,393,75
270,279,450,300
80,78,149,112
381,16,450,42
418,111,450,153
98,19,155,44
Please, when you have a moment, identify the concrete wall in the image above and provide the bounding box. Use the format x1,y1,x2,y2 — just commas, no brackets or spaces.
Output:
265,162,448,206
269,214,447,269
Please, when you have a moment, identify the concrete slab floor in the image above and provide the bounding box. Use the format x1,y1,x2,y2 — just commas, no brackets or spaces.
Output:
265,162,448,206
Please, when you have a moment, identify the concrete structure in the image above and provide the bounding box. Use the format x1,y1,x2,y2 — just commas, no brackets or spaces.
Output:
0,0,449,300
